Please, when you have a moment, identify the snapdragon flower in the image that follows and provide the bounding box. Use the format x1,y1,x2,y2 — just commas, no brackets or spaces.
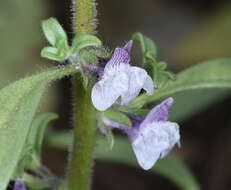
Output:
91,41,154,111
101,97,180,170
13,179,27,190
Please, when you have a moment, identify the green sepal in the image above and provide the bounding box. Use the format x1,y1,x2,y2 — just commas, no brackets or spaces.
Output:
101,110,132,127
42,18,67,47
98,119,115,149
71,34,102,53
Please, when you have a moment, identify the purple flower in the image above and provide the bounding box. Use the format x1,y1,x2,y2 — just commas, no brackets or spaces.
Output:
13,179,27,190
91,41,154,111
101,97,180,170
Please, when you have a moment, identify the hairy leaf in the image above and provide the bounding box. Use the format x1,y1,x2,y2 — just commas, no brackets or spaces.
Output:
72,34,102,53
0,65,77,190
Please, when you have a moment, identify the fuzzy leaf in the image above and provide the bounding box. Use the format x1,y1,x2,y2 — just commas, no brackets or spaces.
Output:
129,59,231,108
0,64,77,190
42,18,67,47
28,112,58,156
71,34,102,53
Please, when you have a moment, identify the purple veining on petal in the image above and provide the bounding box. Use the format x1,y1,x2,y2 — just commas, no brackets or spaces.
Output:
13,179,27,190
123,40,133,54
91,40,154,111
141,97,173,128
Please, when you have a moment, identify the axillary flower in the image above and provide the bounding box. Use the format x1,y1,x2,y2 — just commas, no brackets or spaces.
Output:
13,179,27,190
91,40,154,111
101,98,180,170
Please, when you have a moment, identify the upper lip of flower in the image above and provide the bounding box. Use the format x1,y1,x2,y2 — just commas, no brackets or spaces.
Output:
91,40,154,111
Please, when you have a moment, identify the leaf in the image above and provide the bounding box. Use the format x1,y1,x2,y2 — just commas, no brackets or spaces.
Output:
41,47,63,61
169,89,231,122
100,110,132,127
129,59,231,108
42,18,67,47
132,32,157,59
95,137,201,190
28,113,58,156
71,34,102,53
0,64,77,190
47,132,200,190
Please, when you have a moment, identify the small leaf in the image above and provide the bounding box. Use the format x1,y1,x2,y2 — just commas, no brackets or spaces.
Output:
28,113,58,156
98,119,115,149
0,64,77,190
42,18,67,46
41,47,62,61
71,34,102,53
100,110,132,127
129,58,231,108
132,32,157,59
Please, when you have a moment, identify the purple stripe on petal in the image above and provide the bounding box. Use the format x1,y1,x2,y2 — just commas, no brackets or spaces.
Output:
123,40,133,54
141,97,173,128
13,179,27,190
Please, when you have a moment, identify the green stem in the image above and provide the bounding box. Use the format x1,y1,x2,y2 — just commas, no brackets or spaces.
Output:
68,0,97,190
74,0,96,35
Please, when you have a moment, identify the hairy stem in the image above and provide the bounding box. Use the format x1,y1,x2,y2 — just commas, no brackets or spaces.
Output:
74,0,96,35
68,0,97,190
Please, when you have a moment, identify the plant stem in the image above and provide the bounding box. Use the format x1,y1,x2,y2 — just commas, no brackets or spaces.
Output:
68,0,97,190
74,0,96,35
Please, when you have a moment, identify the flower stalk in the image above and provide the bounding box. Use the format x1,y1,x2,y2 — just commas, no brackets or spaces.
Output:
68,0,97,190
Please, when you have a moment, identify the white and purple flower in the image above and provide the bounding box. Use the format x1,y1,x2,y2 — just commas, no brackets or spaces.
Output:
101,97,180,170
91,40,154,111
13,179,27,190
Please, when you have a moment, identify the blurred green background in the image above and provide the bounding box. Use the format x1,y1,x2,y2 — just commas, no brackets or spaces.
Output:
1,0,231,190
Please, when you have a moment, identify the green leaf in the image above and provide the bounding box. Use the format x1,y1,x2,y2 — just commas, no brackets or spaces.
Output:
129,59,231,108
71,34,102,53
42,18,67,47
47,132,200,190
132,32,157,59
170,89,231,122
28,113,58,156
41,47,63,61
100,110,132,127
0,64,77,190
98,119,115,149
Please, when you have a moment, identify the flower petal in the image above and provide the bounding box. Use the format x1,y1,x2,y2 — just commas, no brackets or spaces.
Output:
141,97,173,127
104,47,130,75
121,66,154,105
159,121,180,158
131,122,169,170
123,40,133,54
91,69,129,111
13,179,27,190
131,121,180,170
